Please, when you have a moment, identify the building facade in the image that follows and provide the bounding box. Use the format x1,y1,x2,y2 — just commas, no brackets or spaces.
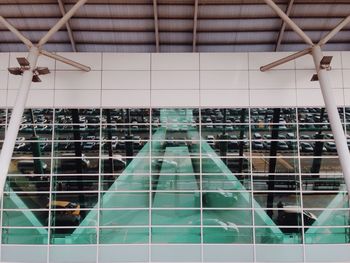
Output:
0,52,350,262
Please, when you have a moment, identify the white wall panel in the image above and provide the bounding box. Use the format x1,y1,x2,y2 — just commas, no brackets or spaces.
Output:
298,88,344,107
342,51,350,69
55,71,100,90
103,53,150,70
201,90,249,107
99,245,149,263
1,51,348,108
102,90,150,107
152,53,199,70
8,73,54,90
255,245,303,262
250,89,296,107
7,89,54,107
200,71,248,90
305,244,350,262
296,69,343,89
56,52,101,70
1,245,47,263
151,245,201,262
54,90,101,107
49,246,97,263
102,71,150,90
203,245,254,262
151,90,199,107
343,69,350,88
296,51,342,69
249,52,295,70
152,71,199,90
26,90,54,108
343,89,350,105
200,53,248,70
9,52,55,70
0,71,8,89
249,70,295,90
0,90,7,107
0,53,9,70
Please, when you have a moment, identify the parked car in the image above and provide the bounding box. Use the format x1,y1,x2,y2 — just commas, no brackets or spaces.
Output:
325,142,337,152
48,201,81,228
252,141,264,150
300,142,314,152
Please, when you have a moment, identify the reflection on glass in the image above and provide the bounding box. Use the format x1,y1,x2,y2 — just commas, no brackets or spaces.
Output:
100,210,149,226
100,227,148,244
2,106,350,247
255,227,302,244
203,209,252,226
203,227,251,244
152,210,200,225
152,227,200,243
252,157,299,173
305,227,350,244
203,191,251,208
2,228,48,244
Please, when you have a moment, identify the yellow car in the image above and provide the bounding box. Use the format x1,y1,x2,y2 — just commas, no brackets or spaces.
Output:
48,201,81,227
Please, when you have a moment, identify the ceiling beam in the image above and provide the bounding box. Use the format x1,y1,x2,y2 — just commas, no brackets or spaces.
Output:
152,0,160,52
192,0,199,52
275,0,294,51
57,0,77,52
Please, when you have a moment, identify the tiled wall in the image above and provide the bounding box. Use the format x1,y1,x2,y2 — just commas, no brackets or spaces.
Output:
0,51,350,108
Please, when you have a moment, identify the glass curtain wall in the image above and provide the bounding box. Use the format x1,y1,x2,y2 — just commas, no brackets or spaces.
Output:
1,107,349,247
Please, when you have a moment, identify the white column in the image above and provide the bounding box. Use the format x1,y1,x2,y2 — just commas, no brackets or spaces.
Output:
311,45,350,194
0,46,39,195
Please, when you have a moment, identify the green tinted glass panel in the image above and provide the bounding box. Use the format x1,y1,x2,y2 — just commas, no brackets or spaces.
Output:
152,227,200,243
152,210,200,225
99,227,148,244
100,210,149,226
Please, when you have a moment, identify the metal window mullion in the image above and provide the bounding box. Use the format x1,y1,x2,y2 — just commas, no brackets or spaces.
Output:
248,107,257,262
199,106,204,262
47,107,56,262
95,107,103,260
149,107,152,261
296,107,307,260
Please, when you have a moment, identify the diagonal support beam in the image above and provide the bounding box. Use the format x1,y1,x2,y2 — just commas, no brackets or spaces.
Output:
57,0,77,52
192,0,199,52
264,0,313,46
0,46,39,195
260,48,311,72
40,50,90,71
153,0,160,53
311,45,350,196
275,0,294,51
0,0,88,198
38,0,87,47
263,0,350,197
0,16,33,48
318,15,350,46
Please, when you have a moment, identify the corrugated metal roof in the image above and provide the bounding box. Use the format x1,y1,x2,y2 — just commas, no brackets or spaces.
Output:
0,0,349,52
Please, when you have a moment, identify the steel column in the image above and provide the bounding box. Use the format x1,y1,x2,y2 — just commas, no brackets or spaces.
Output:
0,46,39,194
311,45,350,194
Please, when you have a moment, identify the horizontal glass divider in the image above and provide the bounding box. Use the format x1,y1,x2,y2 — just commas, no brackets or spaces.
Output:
8,156,344,159
4,225,350,230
